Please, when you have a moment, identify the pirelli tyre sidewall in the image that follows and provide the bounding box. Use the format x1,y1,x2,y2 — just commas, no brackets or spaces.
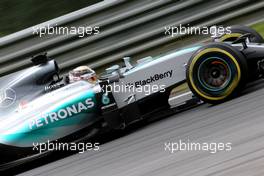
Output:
219,25,264,43
187,43,248,104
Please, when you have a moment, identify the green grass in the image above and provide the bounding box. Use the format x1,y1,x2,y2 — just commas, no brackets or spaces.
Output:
251,22,264,37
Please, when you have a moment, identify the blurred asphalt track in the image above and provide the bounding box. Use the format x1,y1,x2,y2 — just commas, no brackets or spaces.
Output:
20,80,264,176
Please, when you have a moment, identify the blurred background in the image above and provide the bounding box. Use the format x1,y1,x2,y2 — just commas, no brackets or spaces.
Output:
0,0,101,37
0,0,264,77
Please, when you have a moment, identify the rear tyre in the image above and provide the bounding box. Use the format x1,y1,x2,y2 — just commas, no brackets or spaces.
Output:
217,25,264,43
186,43,248,104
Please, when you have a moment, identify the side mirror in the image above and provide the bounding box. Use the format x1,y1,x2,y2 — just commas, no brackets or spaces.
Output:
105,65,124,83
106,65,120,74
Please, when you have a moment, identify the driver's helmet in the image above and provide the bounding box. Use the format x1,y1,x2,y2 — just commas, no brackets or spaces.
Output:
69,66,97,84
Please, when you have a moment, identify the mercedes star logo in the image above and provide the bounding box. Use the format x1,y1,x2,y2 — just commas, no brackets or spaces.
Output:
0,88,16,108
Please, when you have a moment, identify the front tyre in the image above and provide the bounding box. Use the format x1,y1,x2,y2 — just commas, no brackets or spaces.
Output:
186,43,248,104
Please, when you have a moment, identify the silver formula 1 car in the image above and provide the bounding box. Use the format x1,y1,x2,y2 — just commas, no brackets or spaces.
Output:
0,25,264,170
